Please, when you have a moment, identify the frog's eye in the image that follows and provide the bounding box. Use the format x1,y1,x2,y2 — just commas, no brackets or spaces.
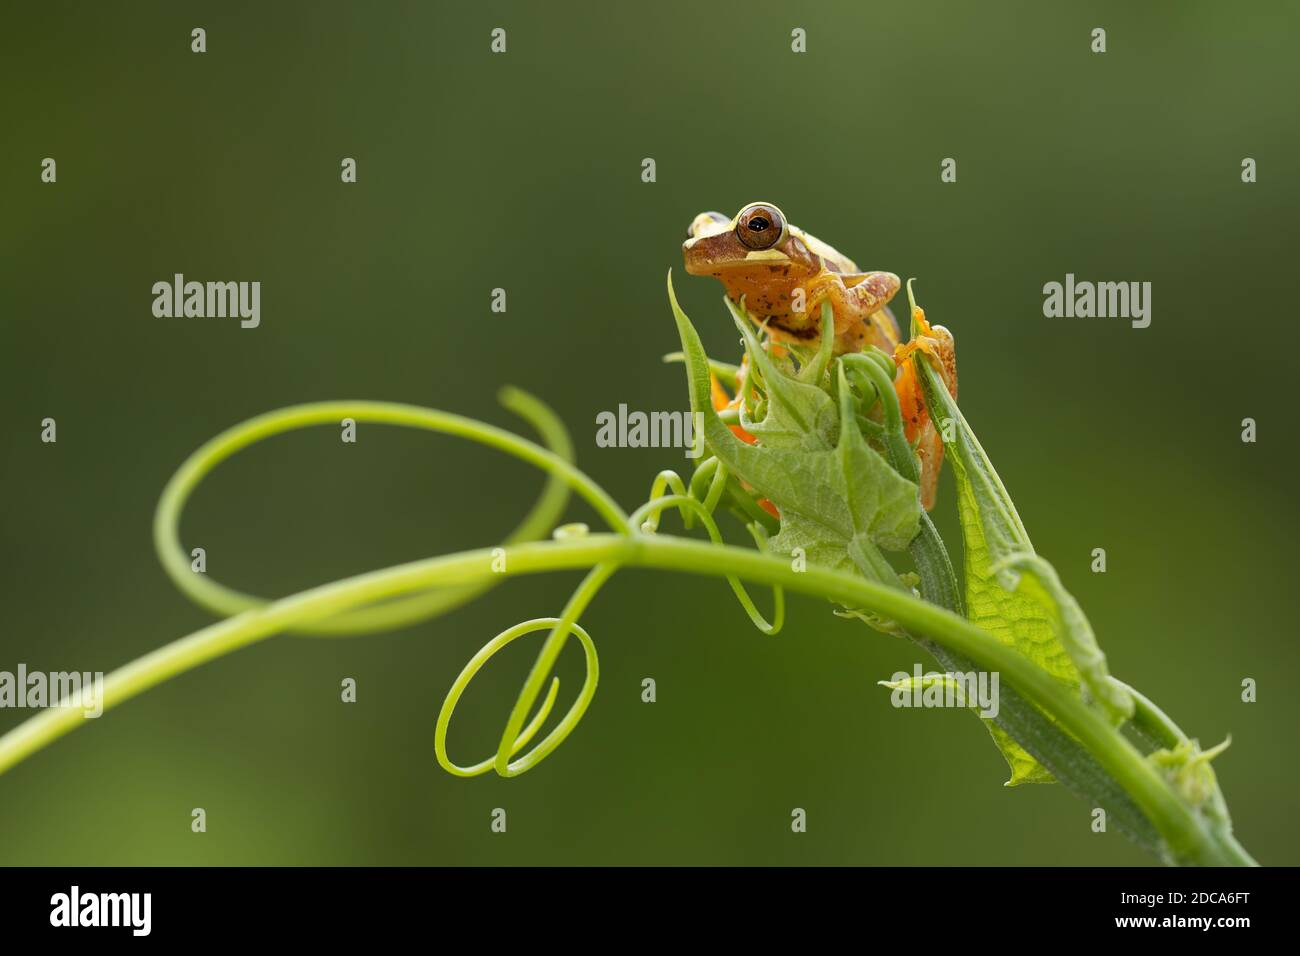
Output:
735,202,787,251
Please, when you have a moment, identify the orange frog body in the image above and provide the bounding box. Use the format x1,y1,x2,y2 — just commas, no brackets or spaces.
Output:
683,202,958,511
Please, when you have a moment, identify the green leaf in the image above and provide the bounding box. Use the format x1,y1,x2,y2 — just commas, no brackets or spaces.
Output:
914,355,1133,783
667,274,921,593
997,553,1134,723
878,672,1054,785
986,722,1057,785
724,296,840,452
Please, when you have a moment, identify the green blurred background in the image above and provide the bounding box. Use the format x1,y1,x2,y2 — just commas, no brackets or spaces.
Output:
2,1,1297,865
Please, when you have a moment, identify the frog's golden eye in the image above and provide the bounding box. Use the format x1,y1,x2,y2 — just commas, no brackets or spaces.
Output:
735,202,787,251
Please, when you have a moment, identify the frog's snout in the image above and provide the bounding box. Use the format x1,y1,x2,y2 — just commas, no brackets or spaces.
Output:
686,211,730,241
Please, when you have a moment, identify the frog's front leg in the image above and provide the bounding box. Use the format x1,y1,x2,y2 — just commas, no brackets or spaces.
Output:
803,270,901,353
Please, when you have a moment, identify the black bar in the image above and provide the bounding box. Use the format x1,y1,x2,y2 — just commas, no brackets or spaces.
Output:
0,866,1286,941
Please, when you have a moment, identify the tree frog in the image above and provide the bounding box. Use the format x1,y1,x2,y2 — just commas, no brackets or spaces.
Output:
683,201,958,511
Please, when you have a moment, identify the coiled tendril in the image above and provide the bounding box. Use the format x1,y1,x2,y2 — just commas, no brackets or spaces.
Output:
149,388,782,780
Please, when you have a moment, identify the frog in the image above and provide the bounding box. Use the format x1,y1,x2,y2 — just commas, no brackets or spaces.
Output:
683,201,958,511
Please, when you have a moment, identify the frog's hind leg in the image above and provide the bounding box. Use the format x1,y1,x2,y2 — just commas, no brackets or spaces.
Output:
867,304,901,351
891,302,958,512
914,421,945,511
891,359,945,511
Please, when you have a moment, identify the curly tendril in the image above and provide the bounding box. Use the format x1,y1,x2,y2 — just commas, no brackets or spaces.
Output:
631,461,784,636
437,455,784,779
137,388,782,780
435,617,598,777
152,390,629,636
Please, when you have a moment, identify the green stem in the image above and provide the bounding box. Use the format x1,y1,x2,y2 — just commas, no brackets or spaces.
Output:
1114,677,1187,749
0,532,1255,866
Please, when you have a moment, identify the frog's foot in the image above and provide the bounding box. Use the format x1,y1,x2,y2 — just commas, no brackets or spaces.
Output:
892,305,936,366
794,273,841,337
893,332,944,368
893,306,956,394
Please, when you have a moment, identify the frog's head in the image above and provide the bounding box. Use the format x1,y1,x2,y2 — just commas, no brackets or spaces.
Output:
682,201,794,275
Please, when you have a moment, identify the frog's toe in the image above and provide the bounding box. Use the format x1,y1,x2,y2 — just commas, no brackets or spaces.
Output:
910,305,934,337
895,333,942,366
